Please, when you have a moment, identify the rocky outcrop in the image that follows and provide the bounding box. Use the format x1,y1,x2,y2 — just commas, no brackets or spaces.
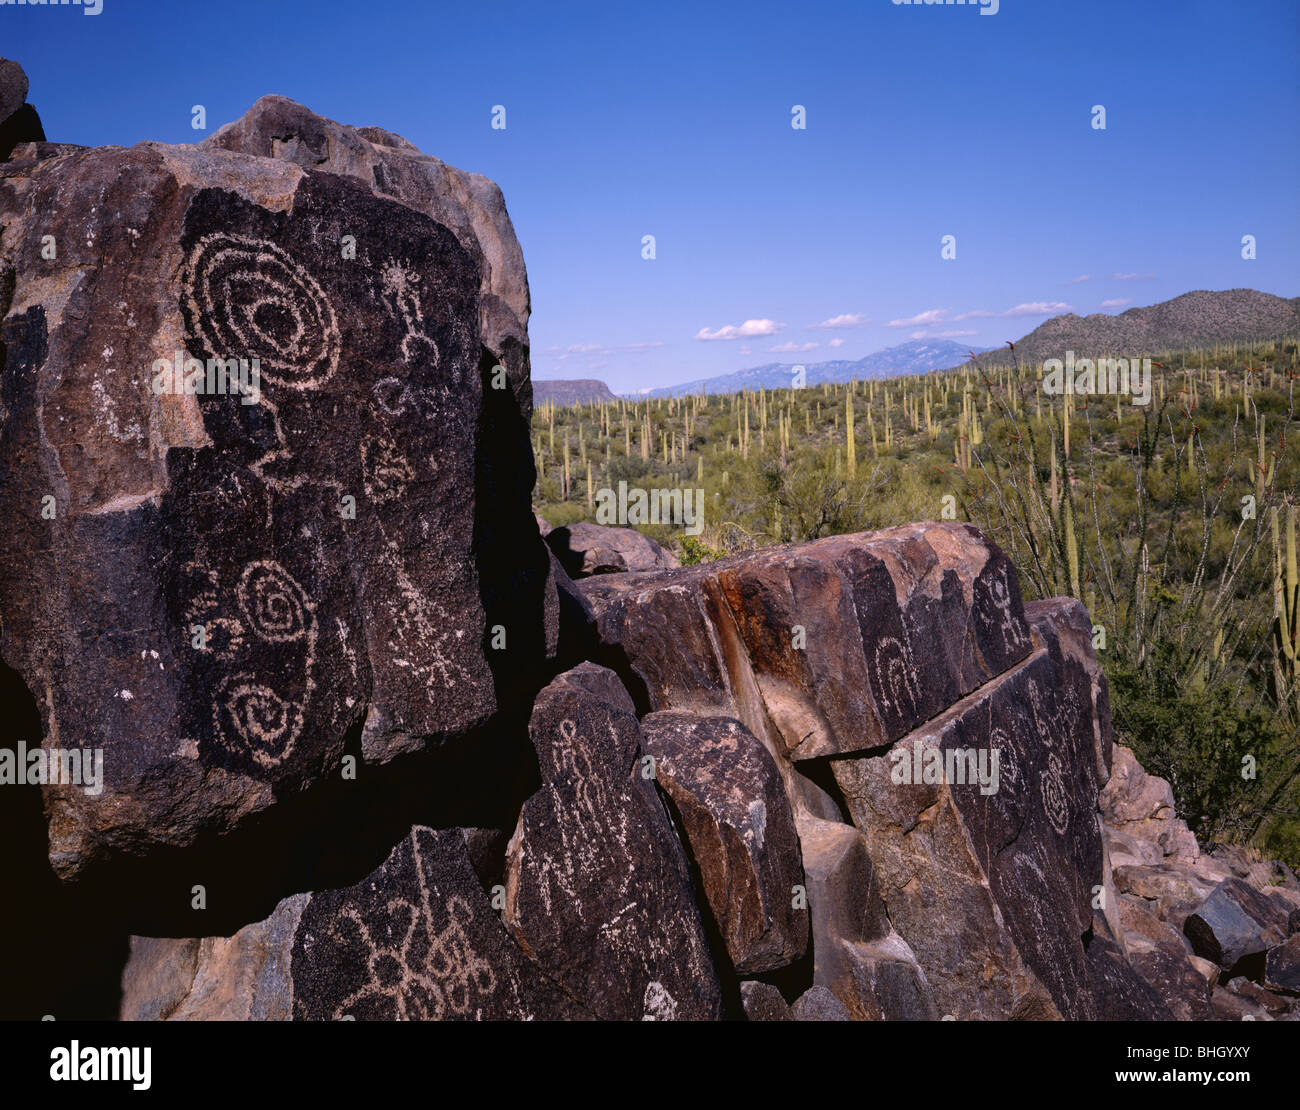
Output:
501,664,721,1019
5,60,1296,1023
640,710,806,974
121,826,581,1020
0,71,550,882
546,521,679,578
0,58,44,161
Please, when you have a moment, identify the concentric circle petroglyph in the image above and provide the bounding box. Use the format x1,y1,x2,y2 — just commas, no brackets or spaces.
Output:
238,560,315,643
1041,752,1071,835
184,233,340,390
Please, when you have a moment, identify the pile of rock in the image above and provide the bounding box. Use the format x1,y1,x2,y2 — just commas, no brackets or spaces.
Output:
1098,747,1300,1019
2,57,1296,1021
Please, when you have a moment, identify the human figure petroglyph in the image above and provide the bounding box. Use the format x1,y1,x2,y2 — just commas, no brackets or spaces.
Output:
379,259,439,366
871,634,921,719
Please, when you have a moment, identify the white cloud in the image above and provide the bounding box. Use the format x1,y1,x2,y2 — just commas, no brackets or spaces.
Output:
808,313,868,330
619,341,665,353
1002,301,1073,317
1111,272,1156,281
938,329,978,337
769,341,819,353
953,302,1072,321
828,337,846,348
543,342,609,362
1099,298,1131,310
1064,274,1091,285
695,318,785,341
886,308,950,328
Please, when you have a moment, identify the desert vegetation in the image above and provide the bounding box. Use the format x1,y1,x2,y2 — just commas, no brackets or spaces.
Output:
533,339,1300,863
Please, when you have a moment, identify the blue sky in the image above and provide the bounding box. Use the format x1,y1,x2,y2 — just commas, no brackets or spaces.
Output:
5,0,1298,391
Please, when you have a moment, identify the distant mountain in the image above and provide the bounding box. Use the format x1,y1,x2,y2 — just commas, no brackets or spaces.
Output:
533,378,619,405
962,289,1300,372
645,339,990,398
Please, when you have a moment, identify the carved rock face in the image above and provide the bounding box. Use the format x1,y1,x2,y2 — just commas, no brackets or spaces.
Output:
579,522,1035,763
503,663,722,1020
640,710,806,974
120,827,582,1020
0,135,546,879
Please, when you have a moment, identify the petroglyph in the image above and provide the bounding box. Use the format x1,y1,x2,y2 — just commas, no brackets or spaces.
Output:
183,232,340,391
380,259,439,365
871,634,921,719
186,559,317,770
327,832,495,1020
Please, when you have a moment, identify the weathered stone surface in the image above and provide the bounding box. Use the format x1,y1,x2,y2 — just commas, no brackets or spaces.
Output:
640,710,805,974
1265,935,1300,995
1184,878,1289,972
1083,934,1175,1020
547,521,679,578
1024,597,1114,781
1225,976,1291,1015
122,897,305,1021
202,96,531,388
121,826,579,1020
1100,745,1200,864
1188,955,1220,988
503,664,721,1019
740,980,792,1021
796,815,886,942
0,59,42,162
792,813,935,1020
0,58,29,124
1210,985,1273,1021
581,523,1034,763
832,633,1106,1020
1114,864,1217,925
1120,895,1192,953
1124,938,1214,1021
790,985,850,1021
0,104,43,161
0,110,550,878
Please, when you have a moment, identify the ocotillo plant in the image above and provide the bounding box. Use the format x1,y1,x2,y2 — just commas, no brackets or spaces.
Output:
1274,503,1299,719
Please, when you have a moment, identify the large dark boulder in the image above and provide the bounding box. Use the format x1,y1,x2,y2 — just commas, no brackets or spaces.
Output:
0,103,549,881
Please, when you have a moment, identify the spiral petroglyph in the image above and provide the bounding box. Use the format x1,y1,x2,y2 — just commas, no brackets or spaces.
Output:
187,561,317,771
238,560,315,644
183,233,340,391
1041,752,1071,835
214,675,306,770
